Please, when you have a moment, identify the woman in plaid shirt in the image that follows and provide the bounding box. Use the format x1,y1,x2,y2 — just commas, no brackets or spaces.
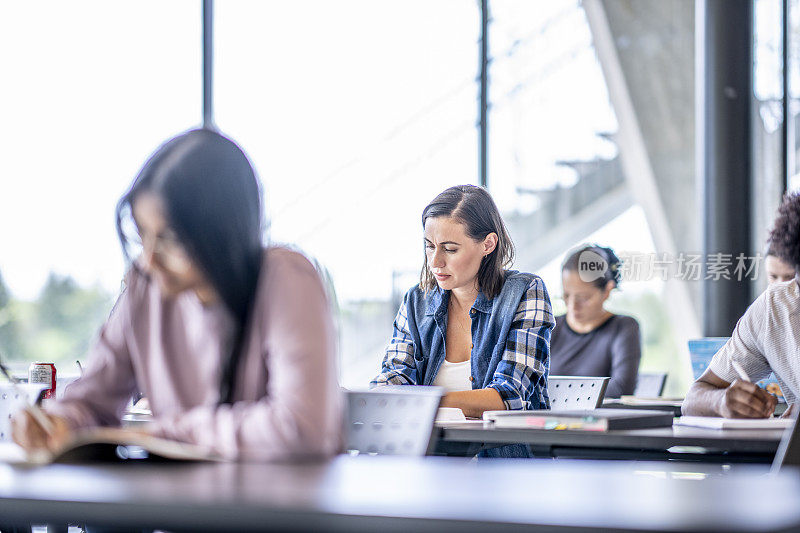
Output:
371,185,555,429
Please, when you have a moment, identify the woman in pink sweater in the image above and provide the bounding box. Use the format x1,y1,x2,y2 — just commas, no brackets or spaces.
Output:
13,129,342,461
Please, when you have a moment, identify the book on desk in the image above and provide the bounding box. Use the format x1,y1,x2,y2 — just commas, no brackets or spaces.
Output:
602,396,684,416
483,408,674,431
0,426,220,465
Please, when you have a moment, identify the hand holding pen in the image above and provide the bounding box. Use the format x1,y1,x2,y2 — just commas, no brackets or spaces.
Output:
0,361,55,436
0,356,71,451
719,361,777,419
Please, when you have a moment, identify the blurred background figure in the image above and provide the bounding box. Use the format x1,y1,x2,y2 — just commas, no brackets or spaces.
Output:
549,245,641,398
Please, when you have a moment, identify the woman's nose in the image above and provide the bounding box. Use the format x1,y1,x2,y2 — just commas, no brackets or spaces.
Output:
430,249,445,268
140,237,158,271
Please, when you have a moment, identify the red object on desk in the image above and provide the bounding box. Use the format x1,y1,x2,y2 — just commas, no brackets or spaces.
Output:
28,362,56,400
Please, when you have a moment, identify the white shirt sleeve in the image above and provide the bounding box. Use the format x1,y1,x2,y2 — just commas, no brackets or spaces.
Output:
707,292,772,384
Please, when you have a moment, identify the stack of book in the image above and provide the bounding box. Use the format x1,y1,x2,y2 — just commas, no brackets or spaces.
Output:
483,408,674,431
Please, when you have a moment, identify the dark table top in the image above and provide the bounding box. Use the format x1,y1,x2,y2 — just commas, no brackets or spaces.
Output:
436,422,786,461
1,455,800,532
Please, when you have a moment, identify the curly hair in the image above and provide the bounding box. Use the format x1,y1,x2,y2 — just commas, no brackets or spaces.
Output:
768,193,800,271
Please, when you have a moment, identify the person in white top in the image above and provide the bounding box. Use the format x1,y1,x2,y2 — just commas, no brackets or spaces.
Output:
432,359,472,392
683,194,800,418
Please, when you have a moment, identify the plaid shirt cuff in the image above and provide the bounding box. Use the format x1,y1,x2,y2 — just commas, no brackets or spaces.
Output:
487,378,526,410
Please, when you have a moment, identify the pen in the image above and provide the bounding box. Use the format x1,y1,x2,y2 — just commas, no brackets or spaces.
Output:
731,361,751,383
0,361,55,437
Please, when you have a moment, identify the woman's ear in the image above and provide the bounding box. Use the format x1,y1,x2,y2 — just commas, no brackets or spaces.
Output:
483,233,498,255
602,280,615,300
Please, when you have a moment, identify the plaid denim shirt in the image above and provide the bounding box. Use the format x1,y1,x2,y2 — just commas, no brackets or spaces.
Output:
370,273,554,410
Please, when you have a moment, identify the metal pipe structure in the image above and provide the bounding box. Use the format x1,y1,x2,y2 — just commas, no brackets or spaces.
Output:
203,0,215,129
479,0,489,188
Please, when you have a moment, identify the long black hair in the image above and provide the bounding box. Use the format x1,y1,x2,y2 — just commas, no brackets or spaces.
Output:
115,128,264,404
420,185,514,299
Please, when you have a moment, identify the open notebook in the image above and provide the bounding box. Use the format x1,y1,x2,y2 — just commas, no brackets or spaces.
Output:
0,427,220,465
676,416,794,430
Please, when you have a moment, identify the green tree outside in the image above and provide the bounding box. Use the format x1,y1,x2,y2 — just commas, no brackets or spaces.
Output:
0,270,22,360
0,269,114,372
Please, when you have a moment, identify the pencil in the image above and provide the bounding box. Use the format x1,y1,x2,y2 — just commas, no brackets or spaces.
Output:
731,361,751,383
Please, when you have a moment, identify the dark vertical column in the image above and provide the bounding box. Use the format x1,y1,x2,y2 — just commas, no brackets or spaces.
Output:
479,0,489,188
203,0,215,129
701,0,754,336
783,0,790,192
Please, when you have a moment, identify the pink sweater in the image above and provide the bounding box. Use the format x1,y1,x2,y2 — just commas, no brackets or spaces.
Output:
48,247,342,461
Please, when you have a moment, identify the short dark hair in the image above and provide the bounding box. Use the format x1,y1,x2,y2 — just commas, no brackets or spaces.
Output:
561,244,622,290
768,192,800,271
116,128,264,404
419,185,513,299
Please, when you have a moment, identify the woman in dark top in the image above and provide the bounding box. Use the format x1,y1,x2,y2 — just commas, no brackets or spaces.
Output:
550,245,641,398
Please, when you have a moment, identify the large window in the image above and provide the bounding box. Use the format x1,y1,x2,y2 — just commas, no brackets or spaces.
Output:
213,0,479,387
0,1,786,397
789,0,800,190
0,1,200,372
754,0,786,266
488,0,694,395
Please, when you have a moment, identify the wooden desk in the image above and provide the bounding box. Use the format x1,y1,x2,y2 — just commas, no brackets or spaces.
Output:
436,422,785,462
0,456,799,532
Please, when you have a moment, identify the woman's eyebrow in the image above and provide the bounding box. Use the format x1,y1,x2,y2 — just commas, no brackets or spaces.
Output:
424,238,461,245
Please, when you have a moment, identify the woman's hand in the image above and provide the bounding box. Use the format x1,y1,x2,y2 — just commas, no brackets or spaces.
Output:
11,409,72,452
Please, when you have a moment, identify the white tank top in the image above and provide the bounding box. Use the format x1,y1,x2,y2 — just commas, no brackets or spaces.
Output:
432,359,472,392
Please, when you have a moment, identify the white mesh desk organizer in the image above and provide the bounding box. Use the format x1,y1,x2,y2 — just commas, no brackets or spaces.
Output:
547,376,609,410
345,386,444,456
0,383,48,442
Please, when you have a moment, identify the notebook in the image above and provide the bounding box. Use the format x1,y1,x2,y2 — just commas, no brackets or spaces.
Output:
436,407,466,423
602,397,683,416
676,416,794,430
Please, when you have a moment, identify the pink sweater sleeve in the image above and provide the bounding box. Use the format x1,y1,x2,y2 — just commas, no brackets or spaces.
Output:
46,284,138,430
147,251,343,461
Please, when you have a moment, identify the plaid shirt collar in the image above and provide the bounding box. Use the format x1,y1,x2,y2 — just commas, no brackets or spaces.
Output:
425,286,493,316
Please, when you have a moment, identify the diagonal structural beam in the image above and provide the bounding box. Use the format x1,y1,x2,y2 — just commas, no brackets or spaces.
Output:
584,0,701,390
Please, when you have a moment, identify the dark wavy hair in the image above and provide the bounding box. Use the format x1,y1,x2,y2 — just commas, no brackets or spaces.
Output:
419,185,514,299
115,128,264,404
768,192,800,271
561,244,622,290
